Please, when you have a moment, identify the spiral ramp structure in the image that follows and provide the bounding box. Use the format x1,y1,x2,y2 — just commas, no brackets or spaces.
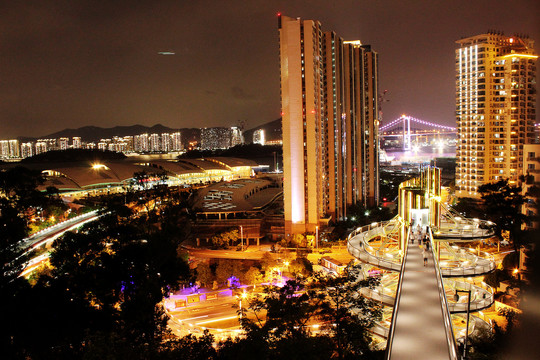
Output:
348,167,497,359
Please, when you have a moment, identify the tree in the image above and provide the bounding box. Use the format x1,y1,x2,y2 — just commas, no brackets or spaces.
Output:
196,262,214,287
215,259,244,286
260,252,277,272
309,265,382,359
244,267,263,285
478,180,527,250
210,228,240,249
237,265,382,359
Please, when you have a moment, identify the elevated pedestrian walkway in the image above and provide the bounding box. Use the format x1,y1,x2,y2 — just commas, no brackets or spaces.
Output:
386,234,458,360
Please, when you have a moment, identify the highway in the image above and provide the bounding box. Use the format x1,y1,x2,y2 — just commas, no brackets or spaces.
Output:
15,210,102,275
17,210,101,254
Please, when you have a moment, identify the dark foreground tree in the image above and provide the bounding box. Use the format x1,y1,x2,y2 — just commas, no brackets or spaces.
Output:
477,179,527,250
230,265,382,360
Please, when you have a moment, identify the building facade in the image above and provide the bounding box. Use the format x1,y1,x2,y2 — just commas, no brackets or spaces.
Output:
456,32,537,198
201,127,232,150
522,144,540,229
279,14,379,234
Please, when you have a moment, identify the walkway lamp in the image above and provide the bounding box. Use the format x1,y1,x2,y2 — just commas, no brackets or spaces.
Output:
454,289,471,359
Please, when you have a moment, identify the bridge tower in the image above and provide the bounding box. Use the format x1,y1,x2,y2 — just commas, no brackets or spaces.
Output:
401,115,412,151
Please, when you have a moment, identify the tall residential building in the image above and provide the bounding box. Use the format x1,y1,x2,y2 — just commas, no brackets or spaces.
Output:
231,127,244,147
171,132,182,151
72,137,82,149
253,129,266,145
20,142,33,158
522,144,540,229
0,140,20,159
201,127,232,150
134,134,149,152
161,133,172,152
149,133,160,152
456,32,537,198
279,14,380,234
35,141,47,155
59,137,69,150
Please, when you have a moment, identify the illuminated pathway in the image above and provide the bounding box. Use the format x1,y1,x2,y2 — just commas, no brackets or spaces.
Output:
387,234,456,359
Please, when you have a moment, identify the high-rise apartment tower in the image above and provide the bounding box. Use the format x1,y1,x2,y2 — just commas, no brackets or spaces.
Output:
279,14,380,234
456,32,537,198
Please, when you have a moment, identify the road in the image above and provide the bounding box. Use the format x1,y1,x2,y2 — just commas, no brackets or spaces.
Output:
17,210,101,254
15,210,102,276
167,295,244,339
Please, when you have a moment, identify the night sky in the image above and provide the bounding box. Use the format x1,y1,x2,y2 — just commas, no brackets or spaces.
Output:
1,0,538,139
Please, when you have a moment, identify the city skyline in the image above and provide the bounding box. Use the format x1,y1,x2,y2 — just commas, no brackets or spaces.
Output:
1,0,538,139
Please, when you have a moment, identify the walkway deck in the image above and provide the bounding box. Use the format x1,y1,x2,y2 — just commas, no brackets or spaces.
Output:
388,239,453,359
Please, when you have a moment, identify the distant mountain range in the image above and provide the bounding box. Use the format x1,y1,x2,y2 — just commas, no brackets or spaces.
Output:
18,118,283,146
20,124,200,148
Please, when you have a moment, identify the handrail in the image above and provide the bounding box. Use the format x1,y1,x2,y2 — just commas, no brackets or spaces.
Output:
384,227,409,360
430,227,460,360
347,219,403,271
448,280,494,313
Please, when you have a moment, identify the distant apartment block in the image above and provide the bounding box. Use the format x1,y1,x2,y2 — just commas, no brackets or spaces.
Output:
35,141,47,155
231,126,244,147
72,137,82,149
253,129,266,145
201,127,232,150
134,133,149,152
161,133,172,152
20,142,33,158
0,139,20,160
172,132,182,151
456,32,537,198
59,137,69,150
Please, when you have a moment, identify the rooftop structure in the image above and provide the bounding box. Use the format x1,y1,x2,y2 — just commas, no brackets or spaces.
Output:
0,157,257,199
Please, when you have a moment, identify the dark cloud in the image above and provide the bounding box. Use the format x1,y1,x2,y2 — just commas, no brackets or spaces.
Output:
0,0,538,138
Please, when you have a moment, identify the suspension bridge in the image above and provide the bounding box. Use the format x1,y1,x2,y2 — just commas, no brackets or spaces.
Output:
379,115,457,151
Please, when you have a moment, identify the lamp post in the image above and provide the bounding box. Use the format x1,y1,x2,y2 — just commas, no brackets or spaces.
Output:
238,290,247,320
454,289,471,359
315,226,319,249
240,225,244,251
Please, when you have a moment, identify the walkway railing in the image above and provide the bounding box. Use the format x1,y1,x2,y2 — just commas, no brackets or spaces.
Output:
430,228,460,360
440,247,496,277
435,204,496,240
347,219,403,272
384,228,409,360
448,281,494,313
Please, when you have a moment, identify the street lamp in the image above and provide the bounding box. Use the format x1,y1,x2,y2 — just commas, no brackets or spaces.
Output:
454,289,471,359
240,225,244,251
238,290,247,319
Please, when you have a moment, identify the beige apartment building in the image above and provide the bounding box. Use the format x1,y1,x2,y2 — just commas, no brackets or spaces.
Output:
455,32,537,198
279,15,379,235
